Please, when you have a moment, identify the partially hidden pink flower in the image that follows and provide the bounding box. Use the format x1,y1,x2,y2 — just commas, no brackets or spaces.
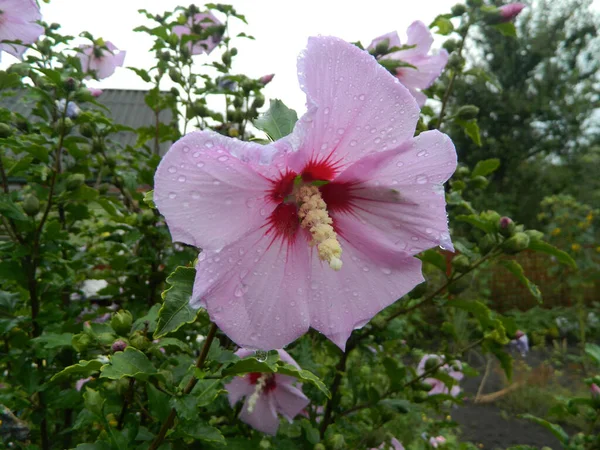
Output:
0,0,44,60
75,376,93,392
173,12,223,55
591,383,600,398
154,36,456,351
369,21,448,106
78,41,125,80
225,349,309,435
429,436,447,448
417,354,463,397
498,3,526,22
372,437,405,450
88,88,103,97
260,73,275,85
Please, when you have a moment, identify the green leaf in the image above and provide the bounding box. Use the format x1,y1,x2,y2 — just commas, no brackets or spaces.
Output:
379,59,417,72
147,383,171,423
430,15,454,35
527,240,577,269
500,260,542,304
463,68,502,90
152,337,191,353
154,266,197,338
222,354,278,377
518,414,569,444
493,22,517,37
51,359,103,382
143,190,155,209
454,119,482,146
191,379,224,407
180,420,225,443
418,249,448,273
171,394,198,421
83,387,105,417
253,99,298,140
489,344,513,381
382,357,406,391
471,158,501,178
32,332,74,349
456,214,495,233
448,299,495,328
277,363,331,398
379,398,410,413
585,343,600,365
0,196,27,221
100,347,158,381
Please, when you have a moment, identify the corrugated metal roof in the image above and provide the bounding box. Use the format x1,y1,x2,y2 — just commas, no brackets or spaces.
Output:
0,88,175,154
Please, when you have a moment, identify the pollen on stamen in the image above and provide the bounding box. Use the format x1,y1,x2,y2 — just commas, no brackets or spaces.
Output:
296,185,343,271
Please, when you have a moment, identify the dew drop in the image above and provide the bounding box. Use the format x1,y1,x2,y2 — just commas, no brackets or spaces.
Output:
225,196,233,205
396,161,404,167
182,146,190,153
168,166,177,174
416,175,428,184
204,140,214,148
381,268,392,275
191,191,200,199
234,285,244,298
193,151,201,158
213,180,221,186
217,155,228,162
358,94,365,101
324,107,330,115
337,128,345,135
417,150,428,157
350,140,357,147
196,162,205,168
168,192,176,199
255,350,268,362
411,236,419,241
178,175,186,182
374,137,382,144
363,266,370,272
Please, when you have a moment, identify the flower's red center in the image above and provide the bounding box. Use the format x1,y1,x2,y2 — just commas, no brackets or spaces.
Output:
248,372,277,393
266,157,354,243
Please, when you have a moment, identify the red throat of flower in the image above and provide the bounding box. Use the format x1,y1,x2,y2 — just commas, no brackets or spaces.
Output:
248,372,276,393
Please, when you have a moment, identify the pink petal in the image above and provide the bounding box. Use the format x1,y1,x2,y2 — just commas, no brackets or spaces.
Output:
334,130,456,255
273,383,310,421
276,349,301,369
191,227,311,350
417,354,441,374
290,36,419,173
396,50,449,90
391,438,405,450
402,21,434,58
239,394,280,435
0,16,44,59
225,377,254,406
154,131,277,252
367,31,402,51
308,239,424,350
426,378,447,395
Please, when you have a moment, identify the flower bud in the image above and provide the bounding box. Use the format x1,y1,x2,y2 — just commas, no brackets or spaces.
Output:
168,68,182,83
64,77,77,92
455,166,470,179
447,53,465,71
502,232,530,254
72,333,92,352
313,444,326,450
375,38,390,55
451,4,467,16
498,3,526,22
478,234,496,255
259,73,275,85
230,47,238,56
452,254,471,273
442,39,460,53
456,105,479,120
498,216,515,237
417,381,434,391
221,51,232,66
110,310,133,336
111,339,128,353
525,229,543,242
23,194,40,216
228,127,239,138
413,391,429,403
232,96,244,108
129,331,149,351
66,173,85,190
252,94,265,110
80,123,95,138
0,123,13,138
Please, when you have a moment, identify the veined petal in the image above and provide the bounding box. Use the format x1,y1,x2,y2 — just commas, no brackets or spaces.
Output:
239,394,279,435
308,241,423,350
225,377,254,407
0,16,43,58
154,131,278,251
191,227,311,350
273,383,310,421
290,36,419,173
333,130,456,255
398,21,433,58
396,50,449,90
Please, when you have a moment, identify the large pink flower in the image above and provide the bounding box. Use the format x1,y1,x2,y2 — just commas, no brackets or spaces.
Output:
369,21,449,106
0,0,44,60
78,41,126,80
417,354,463,397
225,349,309,435
173,12,223,55
154,36,456,351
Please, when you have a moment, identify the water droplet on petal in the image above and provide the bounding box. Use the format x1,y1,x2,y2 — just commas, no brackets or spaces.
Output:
234,285,244,298
191,191,200,199
178,175,186,182
337,128,345,135
396,161,404,167
168,166,177,173
381,268,392,275
225,196,233,205
416,175,428,184
182,146,190,153
358,94,365,101
196,162,205,168
374,137,382,144
168,192,177,199
204,140,214,148
255,350,268,362
213,180,221,186
350,140,357,147
417,150,428,157
323,107,330,115
193,151,201,158
218,155,228,162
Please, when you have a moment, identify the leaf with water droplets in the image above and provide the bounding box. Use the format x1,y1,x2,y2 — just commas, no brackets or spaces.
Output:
154,266,198,339
253,99,298,141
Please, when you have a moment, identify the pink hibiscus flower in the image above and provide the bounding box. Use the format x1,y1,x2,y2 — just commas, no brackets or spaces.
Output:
154,36,456,351
369,21,449,106
417,354,463,397
429,436,447,448
499,3,526,22
78,41,126,80
0,0,44,60
173,12,223,55
372,437,405,450
225,349,309,435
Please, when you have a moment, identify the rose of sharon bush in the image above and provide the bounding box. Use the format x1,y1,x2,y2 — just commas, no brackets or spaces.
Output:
225,349,309,435
0,0,44,59
417,354,463,396
154,36,456,351
173,11,223,55
369,21,448,106
78,41,126,79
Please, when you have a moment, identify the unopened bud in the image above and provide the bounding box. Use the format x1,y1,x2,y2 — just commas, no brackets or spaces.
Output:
375,38,390,54
228,127,239,138
129,332,149,351
442,39,460,53
64,77,77,92
417,381,434,391
111,339,128,353
110,310,133,336
252,94,265,109
221,52,232,66
478,234,496,255
80,123,95,138
502,232,530,254
456,105,479,120
72,333,92,352
0,123,13,138
498,3,526,22
498,216,515,237
451,4,467,16
447,53,465,71
168,68,182,83
455,166,470,178
525,229,544,242
327,434,345,450
23,195,40,216
452,254,471,273
66,173,85,190
425,356,440,371
259,73,274,85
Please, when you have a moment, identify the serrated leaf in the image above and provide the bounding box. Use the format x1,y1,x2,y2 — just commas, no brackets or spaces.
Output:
382,357,406,391
180,420,225,443
379,398,410,413
32,332,74,349
253,99,298,140
418,249,448,273
83,387,105,417
100,347,158,381
455,118,482,146
51,359,103,382
585,343,600,365
518,414,569,444
528,240,577,269
143,190,155,209
471,158,501,178
170,394,198,421
0,196,27,221
448,299,495,328
154,266,197,338
500,260,542,303
430,15,454,35
277,363,331,398
191,379,224,407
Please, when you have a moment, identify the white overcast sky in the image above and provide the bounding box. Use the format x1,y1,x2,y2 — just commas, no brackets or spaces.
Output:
27,0,459,114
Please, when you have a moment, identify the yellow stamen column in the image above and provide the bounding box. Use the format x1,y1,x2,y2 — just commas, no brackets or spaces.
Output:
296,185,343,271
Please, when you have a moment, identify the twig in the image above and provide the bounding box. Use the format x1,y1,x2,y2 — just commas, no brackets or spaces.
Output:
117,378,136,430
475,355,492,402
